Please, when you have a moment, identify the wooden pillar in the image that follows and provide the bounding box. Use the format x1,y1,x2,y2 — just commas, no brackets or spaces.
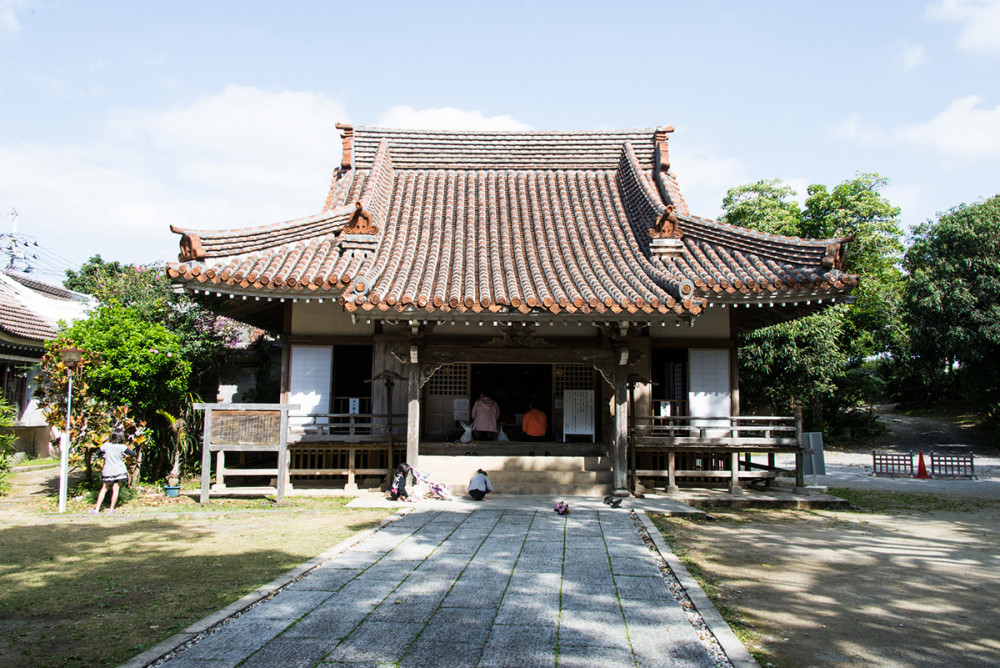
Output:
729,329,740,417
794,400,805,489
199,409,213,504
667,451,679,494
215,450,226,490
406,364,421,468
346,447,357,491
612,365,628,496
277,406,289,501
729,451,742,495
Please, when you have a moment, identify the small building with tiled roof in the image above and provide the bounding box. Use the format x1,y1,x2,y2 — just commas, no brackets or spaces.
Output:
168,125,857,497
0,272,92,457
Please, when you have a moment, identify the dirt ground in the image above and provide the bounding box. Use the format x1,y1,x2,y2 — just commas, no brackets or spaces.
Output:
659,505,1000,668
659,411,1000,668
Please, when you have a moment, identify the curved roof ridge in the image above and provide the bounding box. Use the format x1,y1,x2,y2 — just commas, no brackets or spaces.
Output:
359,139,396,230
169,209,353,260
680,213,851,248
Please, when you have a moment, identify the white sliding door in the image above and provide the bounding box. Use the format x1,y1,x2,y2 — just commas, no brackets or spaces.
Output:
288,345,332,428
688,349,730,436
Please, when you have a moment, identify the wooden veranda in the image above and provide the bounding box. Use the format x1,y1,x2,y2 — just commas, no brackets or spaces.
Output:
630,412,805,494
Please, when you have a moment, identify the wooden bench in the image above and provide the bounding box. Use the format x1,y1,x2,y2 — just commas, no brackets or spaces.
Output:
872,451,914,477
929,453,976,479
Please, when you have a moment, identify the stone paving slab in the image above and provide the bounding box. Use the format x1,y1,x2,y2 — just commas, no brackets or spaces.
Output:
152,506,719,668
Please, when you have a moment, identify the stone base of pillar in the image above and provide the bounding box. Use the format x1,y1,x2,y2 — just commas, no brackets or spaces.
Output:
665,484,680,494
613,488,629,497
728,485,743,496
344,483,359,493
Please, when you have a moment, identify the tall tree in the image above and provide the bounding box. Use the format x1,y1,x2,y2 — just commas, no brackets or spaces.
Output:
719,179,802,236
63,254,130,295
803,173,905,364
903,194,1000,421
724,173,904,434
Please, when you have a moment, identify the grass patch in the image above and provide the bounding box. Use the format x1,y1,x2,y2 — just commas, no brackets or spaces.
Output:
648,513,770,665
0,502,392,667
829,487,1000,514
24,477,364,515
14,456,60,468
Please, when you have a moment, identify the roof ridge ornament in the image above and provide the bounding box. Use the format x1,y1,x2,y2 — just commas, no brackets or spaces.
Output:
336,122,354,170
344,201,378,235
178,232,206,262
651,130,674,208
650,205,683,240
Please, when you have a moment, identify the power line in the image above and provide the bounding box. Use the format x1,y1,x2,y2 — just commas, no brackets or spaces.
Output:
1,207,77,279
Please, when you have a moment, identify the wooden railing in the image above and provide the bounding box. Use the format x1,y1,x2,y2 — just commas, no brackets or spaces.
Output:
287,412,407,489
630,414,803,491
632,414,799,449
289,444,406,490
290,413,407,443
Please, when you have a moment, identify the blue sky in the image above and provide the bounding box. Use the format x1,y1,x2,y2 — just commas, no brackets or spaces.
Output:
1,0,998,282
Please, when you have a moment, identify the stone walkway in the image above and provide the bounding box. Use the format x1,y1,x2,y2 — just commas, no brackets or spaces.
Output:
154,507,718,668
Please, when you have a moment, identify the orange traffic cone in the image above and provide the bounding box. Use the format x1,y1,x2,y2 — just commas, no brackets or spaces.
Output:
915,451,931,479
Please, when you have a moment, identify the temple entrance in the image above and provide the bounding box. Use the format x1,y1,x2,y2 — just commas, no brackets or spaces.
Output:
470,363,552,437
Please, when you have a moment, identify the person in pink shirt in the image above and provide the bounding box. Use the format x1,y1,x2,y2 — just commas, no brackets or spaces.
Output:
471,393,500,440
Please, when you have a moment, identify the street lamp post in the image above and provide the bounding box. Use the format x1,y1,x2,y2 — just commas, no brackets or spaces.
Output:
365,370,407,475
57,347,84,513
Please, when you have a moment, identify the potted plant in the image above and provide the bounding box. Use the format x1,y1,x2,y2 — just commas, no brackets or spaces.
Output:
157,409,189,497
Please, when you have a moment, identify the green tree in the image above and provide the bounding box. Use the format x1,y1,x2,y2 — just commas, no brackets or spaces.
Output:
34,341,150,483
64,257,240,398
739,310,843,415
725,173,904,435
719,179,802,236
63,254,131,295
903,194,1000,421
803,173,905,364
57,303,191,416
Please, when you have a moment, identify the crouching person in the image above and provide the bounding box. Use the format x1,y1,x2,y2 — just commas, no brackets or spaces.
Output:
468,469,493,501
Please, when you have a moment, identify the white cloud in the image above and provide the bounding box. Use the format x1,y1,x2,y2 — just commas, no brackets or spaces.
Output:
0,0,25,37
375,106,533,131
834,95,1000,164
669,142,749,219
0,87,349,274
927,0,1000,55
883,182,931,233
896,43,928,71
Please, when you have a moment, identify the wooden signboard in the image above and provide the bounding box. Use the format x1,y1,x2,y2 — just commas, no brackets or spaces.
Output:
562,389,595,442
195,403,297,504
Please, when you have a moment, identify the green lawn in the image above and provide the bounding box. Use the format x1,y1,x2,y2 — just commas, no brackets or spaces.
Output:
0,500,392,667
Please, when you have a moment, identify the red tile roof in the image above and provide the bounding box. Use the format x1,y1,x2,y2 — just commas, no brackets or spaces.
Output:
167,125,857,321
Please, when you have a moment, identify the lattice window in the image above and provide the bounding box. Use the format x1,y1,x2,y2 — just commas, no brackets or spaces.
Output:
428,363,470,396
553,364,594,392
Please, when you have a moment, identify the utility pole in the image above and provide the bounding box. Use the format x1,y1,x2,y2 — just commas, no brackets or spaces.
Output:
1,207,40,273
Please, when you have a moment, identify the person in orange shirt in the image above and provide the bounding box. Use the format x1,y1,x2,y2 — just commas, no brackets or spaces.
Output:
521,401,547,441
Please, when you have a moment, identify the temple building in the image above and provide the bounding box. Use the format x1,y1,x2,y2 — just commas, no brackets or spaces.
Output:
167,125,856,497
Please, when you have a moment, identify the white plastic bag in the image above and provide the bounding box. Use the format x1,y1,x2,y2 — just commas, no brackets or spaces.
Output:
497,426,509,442
459,421,473,443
